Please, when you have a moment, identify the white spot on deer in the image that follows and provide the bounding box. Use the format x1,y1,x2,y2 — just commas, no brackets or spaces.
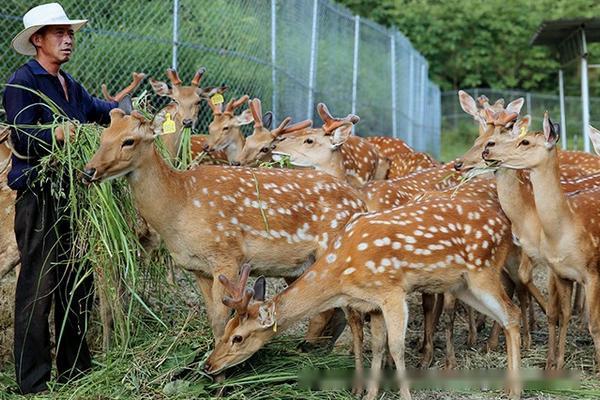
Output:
404,236,416,244
343,267,356,275
193,199,201,208
327,253,337,264
374,237,391,247
404,244,414,251
305,271,317,281
358,242,368,251
330,219,339,229
202,188,209,195
482,240,489,249
381,258,391,267
365,261,377,273
318,232,329,249
392,241,401,249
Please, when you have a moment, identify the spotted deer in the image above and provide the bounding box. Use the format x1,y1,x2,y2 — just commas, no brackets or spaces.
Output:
149,68,227,162
476,112,600,371
83,110,367,340
364,135,415,158
202,94,255,163
234,98,306,166
205,191,522,400
387,151,439,179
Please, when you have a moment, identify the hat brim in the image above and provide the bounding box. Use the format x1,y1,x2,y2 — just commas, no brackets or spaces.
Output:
11,19,87,56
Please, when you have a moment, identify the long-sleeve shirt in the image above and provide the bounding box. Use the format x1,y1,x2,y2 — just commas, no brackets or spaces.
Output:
2,59,117,190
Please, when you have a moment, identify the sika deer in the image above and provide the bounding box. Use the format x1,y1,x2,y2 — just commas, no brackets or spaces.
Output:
479,112,600,371
83,110,367,339
205,194,522,400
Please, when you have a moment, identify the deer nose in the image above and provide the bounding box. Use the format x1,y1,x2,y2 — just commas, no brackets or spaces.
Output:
482,148,490,158
230,161,241,166
182,119,193,127
82,167,96,183
454,160,463,171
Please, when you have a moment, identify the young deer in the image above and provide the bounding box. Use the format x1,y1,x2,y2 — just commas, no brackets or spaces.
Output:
205,193,522,400
234,98,306,166
203,94,254,163
479,112,600,371
149,68,225,161
83,110,367,339
270,103,388,188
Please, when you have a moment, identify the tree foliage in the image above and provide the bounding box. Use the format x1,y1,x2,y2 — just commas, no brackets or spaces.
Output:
337,0,600,94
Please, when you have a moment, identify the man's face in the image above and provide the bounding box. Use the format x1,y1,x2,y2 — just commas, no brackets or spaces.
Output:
31,25,75,64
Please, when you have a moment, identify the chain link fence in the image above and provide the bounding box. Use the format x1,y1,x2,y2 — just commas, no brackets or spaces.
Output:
0,0,441,157
443,88,600,152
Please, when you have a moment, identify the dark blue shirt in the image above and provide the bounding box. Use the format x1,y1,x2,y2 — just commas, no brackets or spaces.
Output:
2,59,117,190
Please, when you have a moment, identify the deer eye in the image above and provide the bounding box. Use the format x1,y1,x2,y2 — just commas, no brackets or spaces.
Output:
519,140,530,146
304,138,314,144
232,335,243,344
122,138,135,147
223,126,230,131
260,147,269,153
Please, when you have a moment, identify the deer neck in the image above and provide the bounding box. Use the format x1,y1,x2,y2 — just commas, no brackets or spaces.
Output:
318,150,346,181
153,104,183,159
126,146,183,230
224,129,245,162
270,265,340,331
528,149,573,243
495,168,540,243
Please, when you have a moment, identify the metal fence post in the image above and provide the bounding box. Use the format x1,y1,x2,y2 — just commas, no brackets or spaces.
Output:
390,32,398,138
526,92,532,115
407,53,414,147
307,0,319,120
351,15,360,131
420,63,427,150
271,0,277,123
172,0,179,70
558,69,567,149
581,29,590,153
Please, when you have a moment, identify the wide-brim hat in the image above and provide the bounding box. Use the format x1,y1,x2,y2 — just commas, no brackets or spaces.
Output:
11,2,87,56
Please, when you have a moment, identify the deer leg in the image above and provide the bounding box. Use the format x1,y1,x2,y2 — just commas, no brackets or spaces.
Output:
518,254,547,315
546,273,559,370
419,293,436,368
194,273,215,324
381,293,411,400
516,283,531,351
555,276,573,370
346,308,365,396
584,273,600,375
487,275,515,353
455,273,522,400
364,311,386,400
467,305,478,348
443,294,457,370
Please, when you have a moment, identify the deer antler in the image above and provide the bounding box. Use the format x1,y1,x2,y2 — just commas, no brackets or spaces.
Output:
190,67,207,87
483,108,518,127
219,264,253,316
249,98,264,128
166,68,182,86
101,72,146,102
279,120,313,135
317,103,359,133
224,95,250,115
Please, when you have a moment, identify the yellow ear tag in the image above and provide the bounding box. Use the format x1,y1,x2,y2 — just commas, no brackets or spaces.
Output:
162,113,176,135
518,126,527,139
211,93,224,105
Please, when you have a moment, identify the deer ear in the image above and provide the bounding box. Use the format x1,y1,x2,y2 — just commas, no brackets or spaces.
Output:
149,79,171,97
506,97,525,115
262,112,273,130
253,276,266,301
235,109,254,126
542,112,559,148
511,115,531,138
331,124,352,149
257,302,275,328
588,125,600,156
458,90,486,130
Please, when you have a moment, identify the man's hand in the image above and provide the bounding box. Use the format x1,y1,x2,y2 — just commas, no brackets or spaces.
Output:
54,122,77,142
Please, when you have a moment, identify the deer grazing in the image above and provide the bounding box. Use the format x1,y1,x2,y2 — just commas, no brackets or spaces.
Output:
83,109,367,340
205,189,522,400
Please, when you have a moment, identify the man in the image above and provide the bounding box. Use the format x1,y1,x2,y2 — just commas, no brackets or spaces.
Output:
3,3,118,394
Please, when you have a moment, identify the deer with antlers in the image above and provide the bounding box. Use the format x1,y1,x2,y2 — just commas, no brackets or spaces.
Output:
83,109,367,341
205,186,522,399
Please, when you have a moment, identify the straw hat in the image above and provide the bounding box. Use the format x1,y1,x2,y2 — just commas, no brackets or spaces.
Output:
11,3,87,56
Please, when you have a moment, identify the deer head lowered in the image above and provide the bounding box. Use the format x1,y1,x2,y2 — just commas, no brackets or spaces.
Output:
205,193,522,399
83,109,367,338
234,98,312,166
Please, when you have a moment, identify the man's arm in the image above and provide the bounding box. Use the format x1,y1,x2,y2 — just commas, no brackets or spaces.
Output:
2,82,53,159
80,85,118,125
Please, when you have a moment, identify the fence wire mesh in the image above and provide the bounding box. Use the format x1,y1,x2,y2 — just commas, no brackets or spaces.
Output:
443,88,600,151
1,0,441,157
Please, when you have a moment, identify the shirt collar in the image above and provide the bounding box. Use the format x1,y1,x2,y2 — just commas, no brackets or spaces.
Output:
26,59,73,83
